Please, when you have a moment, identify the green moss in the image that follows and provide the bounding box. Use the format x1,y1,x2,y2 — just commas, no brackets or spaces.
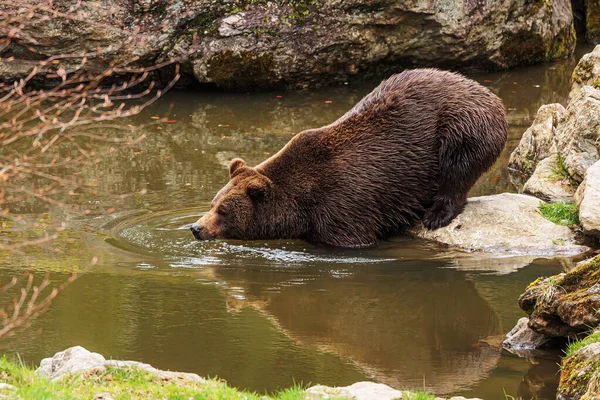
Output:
186,11,221,36
226,0,318,24
559,255,600,288
207,50,275,90
572,58,594,85
545,25,576,60
539,200,579,226
282,0,318,23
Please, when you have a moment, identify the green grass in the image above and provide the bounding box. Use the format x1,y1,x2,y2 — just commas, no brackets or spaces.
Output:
552,153,578,187
0,356,443,400
565,331,600,358
539,200,579,226
0,356,313,400
402,391,436,400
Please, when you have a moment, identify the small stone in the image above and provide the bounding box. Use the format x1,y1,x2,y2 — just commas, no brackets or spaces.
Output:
94,392,115,400
448,397,483,400
218,14,244,37
502,317,553,350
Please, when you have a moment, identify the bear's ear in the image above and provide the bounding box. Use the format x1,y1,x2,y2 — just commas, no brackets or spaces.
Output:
246,175,271,200
229,158,247,177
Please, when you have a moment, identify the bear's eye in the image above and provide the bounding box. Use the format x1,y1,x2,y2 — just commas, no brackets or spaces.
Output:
217,205,228,216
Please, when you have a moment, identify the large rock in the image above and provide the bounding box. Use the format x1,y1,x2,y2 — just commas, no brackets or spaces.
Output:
508,104,565,189
557,337,600,400
556,86,600,183
36,346,205,383
575,160,600,238
1,0,576,89
36,346,105,380
411,193,588,256
518,255,600,339
570,45,600,100
523,154,575,201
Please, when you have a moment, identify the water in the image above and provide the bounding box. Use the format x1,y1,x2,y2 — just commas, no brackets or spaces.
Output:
0,49,594,399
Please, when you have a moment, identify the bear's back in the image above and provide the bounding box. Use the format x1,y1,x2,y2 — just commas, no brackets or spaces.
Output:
336,68,502,130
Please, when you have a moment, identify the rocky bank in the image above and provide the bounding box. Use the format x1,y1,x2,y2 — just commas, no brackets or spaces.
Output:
501,44,600,400
31,346,481,400
0,0,580,89
509,44,600,240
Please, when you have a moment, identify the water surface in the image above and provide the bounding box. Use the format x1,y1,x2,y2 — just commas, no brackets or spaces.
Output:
0,49,594,399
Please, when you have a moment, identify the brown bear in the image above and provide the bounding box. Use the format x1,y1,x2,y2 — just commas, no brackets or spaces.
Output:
191,68,507,247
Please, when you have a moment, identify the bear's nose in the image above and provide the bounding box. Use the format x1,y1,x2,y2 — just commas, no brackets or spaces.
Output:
190,223,203,240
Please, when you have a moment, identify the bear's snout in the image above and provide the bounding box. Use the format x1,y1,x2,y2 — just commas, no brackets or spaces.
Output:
190,223,204,240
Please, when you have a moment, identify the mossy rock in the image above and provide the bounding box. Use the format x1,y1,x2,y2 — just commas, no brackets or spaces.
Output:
546,25,577,60
518,255,600,338
558,340,600,399
500,10,575,68
586,0,600,44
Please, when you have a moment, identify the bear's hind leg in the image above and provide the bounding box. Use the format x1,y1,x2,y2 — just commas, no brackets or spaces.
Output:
422,131,486,230
422,193,467,230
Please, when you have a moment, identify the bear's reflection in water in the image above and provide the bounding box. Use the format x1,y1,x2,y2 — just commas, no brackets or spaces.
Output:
207,260,503,395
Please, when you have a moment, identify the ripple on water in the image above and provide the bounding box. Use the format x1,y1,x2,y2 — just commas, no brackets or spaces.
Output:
108,209,397,270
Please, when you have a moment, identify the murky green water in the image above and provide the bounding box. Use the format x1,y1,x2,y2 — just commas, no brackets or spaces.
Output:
1,49,595,399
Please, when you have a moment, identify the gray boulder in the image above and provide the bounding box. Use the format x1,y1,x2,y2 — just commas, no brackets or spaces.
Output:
523,154,575,202
36,346,105,380
411,193,588,256
508,104,565,189
575,160,600,237
556,86,600,183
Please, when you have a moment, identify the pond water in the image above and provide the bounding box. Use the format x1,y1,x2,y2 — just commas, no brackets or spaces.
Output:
0,48,595,399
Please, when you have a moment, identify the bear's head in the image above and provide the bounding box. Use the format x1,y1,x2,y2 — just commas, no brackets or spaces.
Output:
191,158,279,241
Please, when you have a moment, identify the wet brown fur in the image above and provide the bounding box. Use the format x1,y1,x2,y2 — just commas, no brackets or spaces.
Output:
193,68,508,247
